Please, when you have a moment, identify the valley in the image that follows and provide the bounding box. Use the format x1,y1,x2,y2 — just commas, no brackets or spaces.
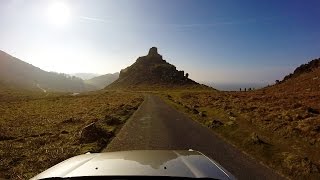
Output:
0,48,319,179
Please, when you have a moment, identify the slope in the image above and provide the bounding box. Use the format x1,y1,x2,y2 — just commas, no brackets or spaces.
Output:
85,72,119,89
0,50,97,92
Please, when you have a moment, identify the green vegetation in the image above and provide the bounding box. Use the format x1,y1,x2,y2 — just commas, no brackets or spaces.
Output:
0,90,143,179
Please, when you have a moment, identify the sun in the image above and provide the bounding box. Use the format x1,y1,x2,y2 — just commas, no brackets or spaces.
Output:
47,2,71,26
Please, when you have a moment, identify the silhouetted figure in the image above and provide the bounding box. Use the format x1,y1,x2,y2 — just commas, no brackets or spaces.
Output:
186,73,189,79
244,88,246,92
248,88,252,91
240,88,242,92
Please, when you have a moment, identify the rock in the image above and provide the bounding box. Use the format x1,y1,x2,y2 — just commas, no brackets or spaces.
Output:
229,116,236,121
148,47,159,56
307,107,319,114
177,71,184,79
210,119,224,128
104,115,122,125
199,111,207,117
79,122,99,143
79,121,112,143
192,108,199,114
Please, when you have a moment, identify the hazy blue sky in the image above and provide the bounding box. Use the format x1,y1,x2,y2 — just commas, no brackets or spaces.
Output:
0,0,319,84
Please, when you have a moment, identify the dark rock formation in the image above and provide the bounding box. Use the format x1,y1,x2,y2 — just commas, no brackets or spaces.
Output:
148,47,160,57
107,47,201,89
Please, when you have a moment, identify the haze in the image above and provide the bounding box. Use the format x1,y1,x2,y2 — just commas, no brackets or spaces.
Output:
0,0,319,84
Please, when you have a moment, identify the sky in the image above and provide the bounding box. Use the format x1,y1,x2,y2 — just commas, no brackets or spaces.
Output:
0,0,320,84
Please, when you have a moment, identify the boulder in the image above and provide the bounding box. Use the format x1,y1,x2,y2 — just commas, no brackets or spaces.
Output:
307,107,319,114
192,108,199,114
199,111,207,117
210,119,224,128
79,121,113,144
104,115,122,125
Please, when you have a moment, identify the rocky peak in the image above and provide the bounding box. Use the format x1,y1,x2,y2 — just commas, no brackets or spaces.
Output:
148,47,158,56
107,47,200,89
147,47,162,59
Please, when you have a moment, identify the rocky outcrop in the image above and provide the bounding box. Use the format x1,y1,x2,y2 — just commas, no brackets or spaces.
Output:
147,47,162,58
107,47,201,89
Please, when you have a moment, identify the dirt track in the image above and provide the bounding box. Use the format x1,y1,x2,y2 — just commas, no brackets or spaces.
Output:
103,95,284,180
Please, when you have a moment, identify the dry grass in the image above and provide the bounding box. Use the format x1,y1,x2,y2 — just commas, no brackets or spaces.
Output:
0,90,143,179
159,70,320,179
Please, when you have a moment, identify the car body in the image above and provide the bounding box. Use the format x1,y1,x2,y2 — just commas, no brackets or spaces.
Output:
31,150,235,180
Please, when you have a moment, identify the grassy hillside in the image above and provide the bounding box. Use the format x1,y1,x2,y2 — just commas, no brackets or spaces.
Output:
0,90,143,179
159,63,320,179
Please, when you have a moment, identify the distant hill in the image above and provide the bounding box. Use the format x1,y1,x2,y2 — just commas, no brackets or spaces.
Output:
107,47,205,90
72,73,100,80
0,50,97,92
85,72,119,89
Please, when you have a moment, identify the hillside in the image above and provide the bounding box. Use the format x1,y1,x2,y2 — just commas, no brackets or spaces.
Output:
85,72,119,89
107,47,204,90
0,50,97,92
266,58,320,94
161,57,320,179
282,58,320,82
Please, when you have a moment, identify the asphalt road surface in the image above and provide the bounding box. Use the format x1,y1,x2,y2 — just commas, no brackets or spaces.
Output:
103,95,284,180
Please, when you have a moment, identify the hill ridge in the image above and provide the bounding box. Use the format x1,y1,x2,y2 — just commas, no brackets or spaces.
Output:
0,50,97,92
282,58,320,82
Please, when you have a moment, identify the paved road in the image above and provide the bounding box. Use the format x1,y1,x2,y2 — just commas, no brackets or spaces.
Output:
103,95,284,180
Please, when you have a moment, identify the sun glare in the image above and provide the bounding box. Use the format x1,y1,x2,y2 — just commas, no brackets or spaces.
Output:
47,2,71,26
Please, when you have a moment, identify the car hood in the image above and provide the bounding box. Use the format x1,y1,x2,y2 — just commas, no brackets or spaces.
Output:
31,150,235,179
